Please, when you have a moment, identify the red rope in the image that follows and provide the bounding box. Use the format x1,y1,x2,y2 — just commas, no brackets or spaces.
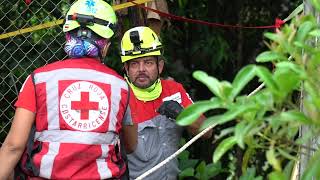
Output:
132,1,285,29
25,0,32,5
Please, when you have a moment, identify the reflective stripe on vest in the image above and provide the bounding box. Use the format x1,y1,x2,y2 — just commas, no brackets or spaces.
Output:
35,130,118,145
39,142,59,178
97,144,112,178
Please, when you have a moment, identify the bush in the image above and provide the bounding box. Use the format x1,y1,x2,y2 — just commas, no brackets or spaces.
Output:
177,2,320,179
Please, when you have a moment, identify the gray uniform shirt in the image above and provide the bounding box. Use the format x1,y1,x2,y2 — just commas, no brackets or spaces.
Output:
127,115,183,180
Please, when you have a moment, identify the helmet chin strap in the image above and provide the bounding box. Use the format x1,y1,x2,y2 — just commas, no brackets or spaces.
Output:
156,56,161,79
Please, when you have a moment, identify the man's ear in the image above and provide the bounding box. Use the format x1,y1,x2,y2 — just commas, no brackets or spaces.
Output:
158,59,164,74
124,63,129,74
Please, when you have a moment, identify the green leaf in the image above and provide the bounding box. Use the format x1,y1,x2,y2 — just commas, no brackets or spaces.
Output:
179,138,186,146
278,110,312,125
213,127,235,142
178,150,189,160
176,98,222,126
231,65,256,99
200,103,258,131
252,90,274,109
235,119,258,149
304,81,320,108
275,61,306,78
179,168,194,180
283,160,295,179
193,71,224,99
295,21,314,43
302,149,320,180
179,159,199,171
206,162,223,177
274,71,300,96
308,52,320,69
256,51,287,62
264,32,283,43
213,136,237,163
220,81,233,100
283,3,303,22
309,29,320,37
287,126,300,139
266,147,282,171
293,41,315,53
276,148,298,161
240,167,263,180
267,115,283,133
268,171,286,180
310,0,320,13
235,120,247,149
196,161,206,175
255,66,279,95
242,148,255,173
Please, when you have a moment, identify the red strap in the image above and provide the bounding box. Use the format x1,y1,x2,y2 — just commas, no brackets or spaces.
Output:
25,0,32,5
132,1,284,29
275,18,285,28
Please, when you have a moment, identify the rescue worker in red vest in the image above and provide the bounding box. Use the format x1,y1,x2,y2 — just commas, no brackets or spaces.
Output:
120,26,212,180
0,0,137,179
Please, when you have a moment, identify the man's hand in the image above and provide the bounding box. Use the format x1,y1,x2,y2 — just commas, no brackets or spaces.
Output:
157,100,183,120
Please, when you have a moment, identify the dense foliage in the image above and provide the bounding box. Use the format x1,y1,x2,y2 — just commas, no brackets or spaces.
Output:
0,0,304,178
177,1,320,179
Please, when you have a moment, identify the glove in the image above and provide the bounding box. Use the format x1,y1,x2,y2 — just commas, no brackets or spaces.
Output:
157,100,183,120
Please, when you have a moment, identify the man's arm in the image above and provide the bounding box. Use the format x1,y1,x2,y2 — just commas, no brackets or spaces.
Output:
121,103,138,153
122,123,138,153
0,108,35,179
178,85,213,139
187,115,212,139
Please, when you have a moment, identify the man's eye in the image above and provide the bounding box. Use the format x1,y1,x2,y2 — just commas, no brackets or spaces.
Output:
130,62,138,66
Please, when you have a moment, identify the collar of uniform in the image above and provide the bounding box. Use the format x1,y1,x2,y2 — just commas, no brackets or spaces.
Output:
125,77,162,102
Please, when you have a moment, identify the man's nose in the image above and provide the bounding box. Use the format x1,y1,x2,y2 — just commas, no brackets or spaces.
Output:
138,62,146,71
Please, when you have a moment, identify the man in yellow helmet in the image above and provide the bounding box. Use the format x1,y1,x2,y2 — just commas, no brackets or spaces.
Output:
120,26,212,179
0,0,137,179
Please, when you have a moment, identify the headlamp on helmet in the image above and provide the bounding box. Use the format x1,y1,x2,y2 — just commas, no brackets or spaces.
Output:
130,30,143,49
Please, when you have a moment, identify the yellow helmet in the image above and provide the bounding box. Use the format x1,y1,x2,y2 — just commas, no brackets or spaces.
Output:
63,0,117,39
120,26,162,63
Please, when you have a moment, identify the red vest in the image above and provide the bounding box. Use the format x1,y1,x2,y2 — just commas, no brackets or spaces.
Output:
20,58,129,179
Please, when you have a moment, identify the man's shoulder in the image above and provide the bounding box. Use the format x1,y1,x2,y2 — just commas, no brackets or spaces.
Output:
160,78,186,93
33,58,123,79
33,59,62,73
161,78,183,87
33,58,77,73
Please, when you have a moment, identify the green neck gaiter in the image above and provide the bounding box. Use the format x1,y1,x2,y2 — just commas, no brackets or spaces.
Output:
125,77,162,101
